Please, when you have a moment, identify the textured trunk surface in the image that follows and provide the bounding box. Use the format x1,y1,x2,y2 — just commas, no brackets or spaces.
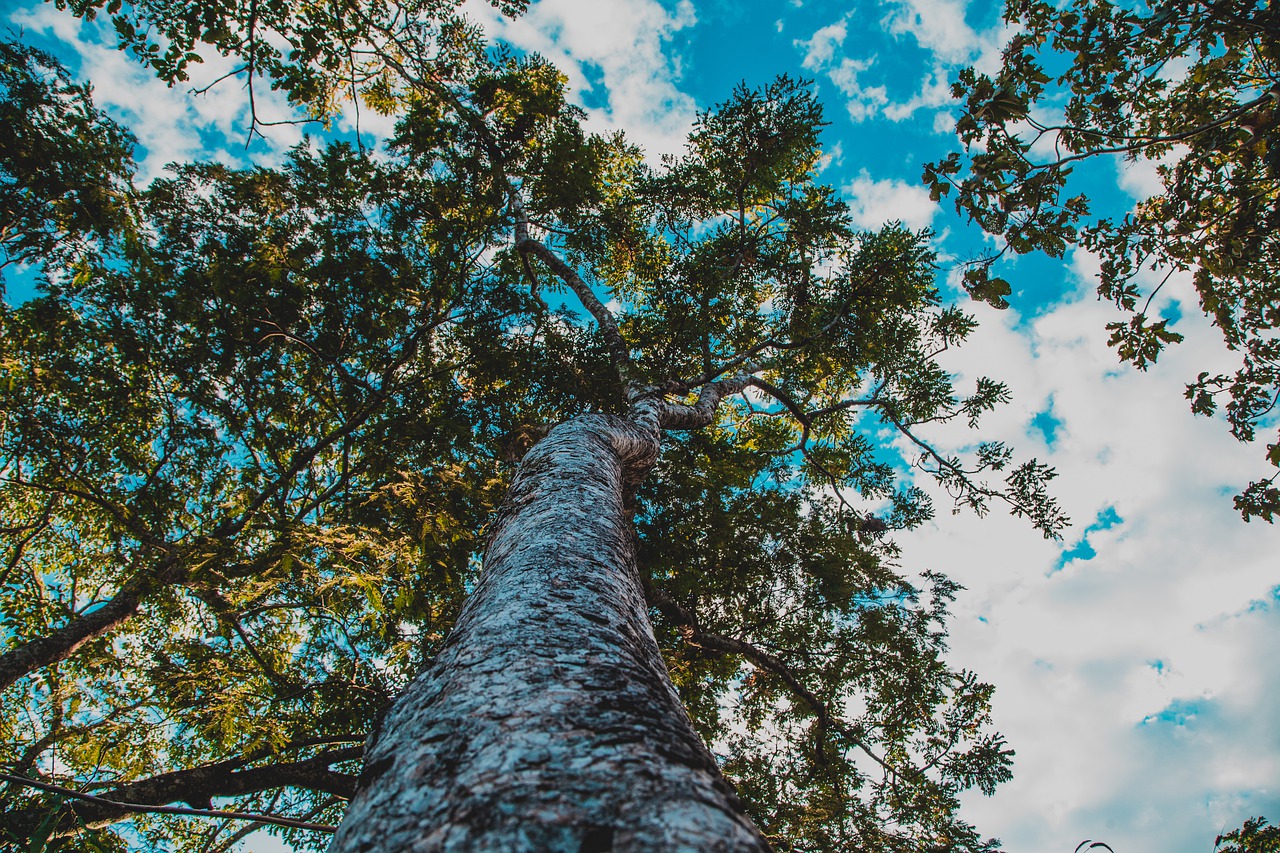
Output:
330,414,767,852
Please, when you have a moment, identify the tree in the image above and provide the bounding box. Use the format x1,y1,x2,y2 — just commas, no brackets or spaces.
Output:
0,38,135,289
1217,817,1280,853
925,0,1280,522
0,5,1070,851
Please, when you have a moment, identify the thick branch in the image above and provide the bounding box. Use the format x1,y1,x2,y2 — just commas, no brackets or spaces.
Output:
0,560,174,692
0,772,335,835
638,372,756,432
0,772,337,835
1,746,360,836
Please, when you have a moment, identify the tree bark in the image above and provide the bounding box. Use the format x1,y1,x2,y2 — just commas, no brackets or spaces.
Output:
329,413,768,852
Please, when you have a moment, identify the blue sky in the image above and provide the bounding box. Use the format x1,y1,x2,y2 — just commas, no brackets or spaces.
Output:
6,0,1279,850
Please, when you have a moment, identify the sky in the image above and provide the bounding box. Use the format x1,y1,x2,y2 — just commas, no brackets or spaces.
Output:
5,0,1278,851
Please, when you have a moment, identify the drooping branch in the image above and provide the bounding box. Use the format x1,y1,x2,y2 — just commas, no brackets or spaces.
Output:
0,746,361,837
644,584,894,775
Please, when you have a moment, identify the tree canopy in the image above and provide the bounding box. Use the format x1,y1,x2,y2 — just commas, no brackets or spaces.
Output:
4,0,1273,850
1216,816,1280,853
926,0,1280,521
0,5,1075,849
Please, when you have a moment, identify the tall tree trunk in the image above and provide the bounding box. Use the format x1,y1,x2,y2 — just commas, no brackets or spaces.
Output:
330,414,768,852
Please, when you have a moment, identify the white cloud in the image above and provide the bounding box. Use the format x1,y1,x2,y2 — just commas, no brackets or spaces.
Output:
10,3,304,182
893,253,1280,852
797,20,847,70
881,64,954,120
844,170,938,230
1117,144,1187,201
880,0,1012,75
880,0,981,65
465,0,699,159
798,1,1013,127
817,139,844,173
794,20,898,123
826,56,890,122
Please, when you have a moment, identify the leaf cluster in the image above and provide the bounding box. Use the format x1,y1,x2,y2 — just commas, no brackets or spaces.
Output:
1217,816,1280,853
929,0,1280,520
0,38,136,291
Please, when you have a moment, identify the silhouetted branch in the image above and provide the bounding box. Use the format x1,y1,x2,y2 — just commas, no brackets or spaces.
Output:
0,746,360,837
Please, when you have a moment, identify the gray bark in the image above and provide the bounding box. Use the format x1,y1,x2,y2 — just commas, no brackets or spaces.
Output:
329,413,768,852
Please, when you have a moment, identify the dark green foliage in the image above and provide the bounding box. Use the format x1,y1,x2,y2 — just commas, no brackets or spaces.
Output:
52,0,521,122
1,64,558,846
1218,817,1280,853
929,0,1280,521
0,38,136,290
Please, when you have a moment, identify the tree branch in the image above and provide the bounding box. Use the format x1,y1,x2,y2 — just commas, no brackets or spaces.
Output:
0,558,176,692
0,773,337,835
645,585,895,775
1017,88,1278,172
638,371,757,432
512,200,631,380
0,746,360,837
0,326,464,689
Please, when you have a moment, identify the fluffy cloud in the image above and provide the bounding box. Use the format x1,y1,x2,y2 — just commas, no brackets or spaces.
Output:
798,0,1011,126
797,20,848,70
844,170,938,230
827,56,891,122
466,0,698,159
880,0,984,66
880,66,954,120
795,19,894,124
893,254,1280,851
1116,145,1188,201
10,3,305,183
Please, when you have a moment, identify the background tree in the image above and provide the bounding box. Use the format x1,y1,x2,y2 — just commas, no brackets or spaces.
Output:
1217,817,1280,853
925,0,1280,522
0,38,135,290
0,3,1069,850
